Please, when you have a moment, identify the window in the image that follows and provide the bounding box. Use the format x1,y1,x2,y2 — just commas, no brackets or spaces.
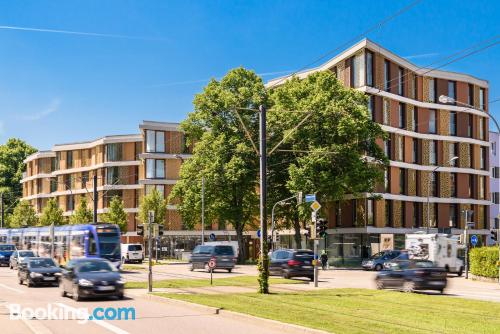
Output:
429,203,437,227
413,107,418,131
467,114,473,138
493,167,500,179
469,144,474,167
384,60,390,91
468,84,474,106
367,95,374,121
66,151,73,169
428,78,436,102
414,75,419,100
449,112,457,136
351,53,364,88
450,173,457,197
412,202,418,228
449,204,458,228
448,81,456,102
106,166,120,185
479,88,485,110
428,109,437,134
335,204,342,226
479,117,485,140
398,67,405,95
398,103,406,128
492,141,497,156
383,99,390,125
103,190,123,207
480,146,486,170
82,171,89,188
449,143,458,167
50,179,57,193
384,138,391,159
430,172,438,197
492,192,500,205
429,140,437,165
66,195,75,211
64,174,73,190
145,159,165,179
106,143,123,162
469,175,473,198
385,200,393,227
145,184,165,198
145,130,165,153
384,169,390,192
367,199,374,226
398,136,404,161
366,51,374,87
399,169,406,194
412,139,418,163
479,176,485,199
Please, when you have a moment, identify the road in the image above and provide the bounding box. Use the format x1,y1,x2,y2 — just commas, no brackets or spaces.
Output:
0,266,286,334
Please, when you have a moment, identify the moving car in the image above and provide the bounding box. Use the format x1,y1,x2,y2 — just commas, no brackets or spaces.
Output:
60,258,125,301
189,245,236,272
10,250,36,269
121,243,144,264
361,250,406,271
375,260,447,293
0,244,15,267
18,257,62,287
269,249,314,281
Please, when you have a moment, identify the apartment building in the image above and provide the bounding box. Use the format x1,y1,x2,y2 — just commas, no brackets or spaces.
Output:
268,39,491,261
489,131,499,244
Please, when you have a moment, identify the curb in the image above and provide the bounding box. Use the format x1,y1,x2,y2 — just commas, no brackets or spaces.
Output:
142,293,329,334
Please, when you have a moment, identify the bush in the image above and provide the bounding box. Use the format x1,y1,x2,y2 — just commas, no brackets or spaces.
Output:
469,247,499,278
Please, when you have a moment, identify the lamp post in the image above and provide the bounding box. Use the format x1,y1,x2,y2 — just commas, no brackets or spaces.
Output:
440,94,499,283
270,194,299,251
426,156,458,233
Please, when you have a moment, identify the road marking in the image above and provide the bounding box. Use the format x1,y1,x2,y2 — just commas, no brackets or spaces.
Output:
21,318,53,334
56,303,130,334
0,282,24,294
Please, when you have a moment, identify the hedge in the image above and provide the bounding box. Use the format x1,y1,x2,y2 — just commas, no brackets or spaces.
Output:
469,247,499,278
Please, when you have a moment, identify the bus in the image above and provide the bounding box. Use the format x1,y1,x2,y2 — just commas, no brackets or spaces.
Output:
0,224,121,268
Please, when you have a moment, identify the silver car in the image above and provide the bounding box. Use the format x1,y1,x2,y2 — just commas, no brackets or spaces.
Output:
10,250,36,269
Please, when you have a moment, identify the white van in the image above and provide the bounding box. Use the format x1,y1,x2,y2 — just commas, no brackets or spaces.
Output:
120,243,144,264
405,233,464,276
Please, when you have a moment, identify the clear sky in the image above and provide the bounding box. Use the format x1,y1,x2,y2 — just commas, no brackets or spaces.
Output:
0,0,498,150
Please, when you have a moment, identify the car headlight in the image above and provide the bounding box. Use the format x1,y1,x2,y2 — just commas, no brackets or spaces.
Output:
30,272,43,278
78,278,94,287
0,255,4,258
116,279,125,285
54,273,62,276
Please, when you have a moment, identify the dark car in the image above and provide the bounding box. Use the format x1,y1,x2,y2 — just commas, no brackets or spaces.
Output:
60,258,125,301
18,257,62,287
361,250,407,271
190,245,237,272
0,244,15,266
375,260,447,293
10,250,36,269
269,249,314,281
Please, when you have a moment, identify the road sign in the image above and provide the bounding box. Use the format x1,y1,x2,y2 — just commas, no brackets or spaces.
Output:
209,233,216,241
305,194,316,203
208,258,216,269
471,235,478,246
257,229,261,238
310,200,321,212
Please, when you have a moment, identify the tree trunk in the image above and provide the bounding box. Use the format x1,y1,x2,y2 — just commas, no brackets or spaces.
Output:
293,211,302,249
235,223,247,264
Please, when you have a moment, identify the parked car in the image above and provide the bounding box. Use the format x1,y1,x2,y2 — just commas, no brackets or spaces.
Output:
269,249,314,281
361,250,406,271
383,250,410,269
18,257,62,287
121,243,144,264
10,250,36,269
375,259,447,293
60,258,125,301
0,244,16,267
189,245,236,272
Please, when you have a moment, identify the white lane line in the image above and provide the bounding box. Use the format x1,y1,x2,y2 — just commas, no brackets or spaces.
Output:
56,303,130,334
0,282,24,294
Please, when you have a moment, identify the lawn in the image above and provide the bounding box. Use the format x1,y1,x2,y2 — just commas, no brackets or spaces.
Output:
158,288,500,334
125,275,301,289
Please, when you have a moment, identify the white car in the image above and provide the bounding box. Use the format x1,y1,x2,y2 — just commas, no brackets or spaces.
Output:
120,244,144,264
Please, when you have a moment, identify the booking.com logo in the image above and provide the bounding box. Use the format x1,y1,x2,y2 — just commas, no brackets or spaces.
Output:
7,303,136,324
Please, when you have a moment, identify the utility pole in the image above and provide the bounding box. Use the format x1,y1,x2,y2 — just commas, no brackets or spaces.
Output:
93,174,98,223
0,193,4,229
464,210,470,280
201,176,205,245
148,210,154,293
312,211,319,287
259,104,269,293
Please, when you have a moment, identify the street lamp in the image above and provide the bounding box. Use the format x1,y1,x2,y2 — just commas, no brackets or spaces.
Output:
426,156,458,233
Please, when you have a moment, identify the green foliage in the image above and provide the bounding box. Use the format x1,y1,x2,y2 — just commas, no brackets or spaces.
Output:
7,200,38,227
139,188,167,225
257,242,270,294
0,138,37,214
39,198,65,226
69,197,93,224
470,246,499,278
102,196,128,232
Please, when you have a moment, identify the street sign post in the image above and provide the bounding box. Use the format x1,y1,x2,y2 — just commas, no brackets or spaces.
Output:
310,200,321,212
471,235,478,247
209,233,216,241
257,229,261,238
305,194,316,203
148,211,154,292
208,258,216,285
310,200,321,288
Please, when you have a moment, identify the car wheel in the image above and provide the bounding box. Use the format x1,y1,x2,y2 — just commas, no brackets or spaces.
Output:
403,281,415,293
375,264,383,271
439,289,445,294
282,271,290,279
457,267,463,277
189,263,194,271
227,269,232,273
309,276,314,282
72,285,81,301
18,278,23,285
26,280,33,288
375,279,384,290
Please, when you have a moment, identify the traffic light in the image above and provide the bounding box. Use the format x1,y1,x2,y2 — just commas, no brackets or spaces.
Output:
491,229,498,242
137,224,144,236
317,218,328,238
158,224,164,236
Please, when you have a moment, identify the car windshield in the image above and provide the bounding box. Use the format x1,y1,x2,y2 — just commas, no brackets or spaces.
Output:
77,261,116,273
0,245,15,251
214,246,234,256
193,246,213,254
128,245,142,251
29,258,56,268
19,251,35,257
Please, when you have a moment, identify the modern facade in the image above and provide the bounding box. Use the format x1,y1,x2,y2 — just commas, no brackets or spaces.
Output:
268,39,491,263
489,131,499,244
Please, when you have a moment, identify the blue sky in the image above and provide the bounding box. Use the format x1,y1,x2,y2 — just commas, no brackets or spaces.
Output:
0,0,498,150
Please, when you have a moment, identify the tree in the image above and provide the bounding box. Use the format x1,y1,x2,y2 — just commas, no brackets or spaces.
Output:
0,138,37,214
139,188,167,226
169,68,265,266
69,197,93,224
39,198,65,226
7,200,38,227
102,196,128,232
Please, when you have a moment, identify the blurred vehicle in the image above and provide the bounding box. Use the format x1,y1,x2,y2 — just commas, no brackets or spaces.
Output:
375,260,447,293
121,243,144,264
362,250,406,271
383,250,410,269
189,245,236,272
60,258,124,301
0,244,16,267
10,250,36,269
269,249,314,281
18,257,62,287
406,233,464,276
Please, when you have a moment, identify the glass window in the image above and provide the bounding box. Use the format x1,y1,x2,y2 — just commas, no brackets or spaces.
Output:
449,204,458,227
429,109,437,134
480,147,486,170
351,53,364,88
82,171,89,188
398,136,404,161
479,117,485,140
66,195,74,211
468,114,473,138
156,159,165,178
399,169,406,194
367,95,374,121
428,78,436,103
479,176,485,199
450,173,457,197
156,131,165,152
493,192,500,205
384,170,390,192
66,151,73,169
448,81,456,101
398,103,406,129
106,166,120,185
398,67,404,95
146,159,155,178
146,130,155,152
384,60,390,91
50,179,57,193
430,203,437,227
429,140,437,165
493,167,500,179
145,159,165,179
449,143,458,167
383,100,390,125
412,139,418,163
385,200,393,227
469,175,473,198
414,75,419,100
492,141,497,156
145,184,165,197
366,51,373,87
384,138,391,159
468,84,474,106
367,199,374,226
479,88,485,110
106,143,123,162
449,112,457,136
413,107,418,131
430,172,437,197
